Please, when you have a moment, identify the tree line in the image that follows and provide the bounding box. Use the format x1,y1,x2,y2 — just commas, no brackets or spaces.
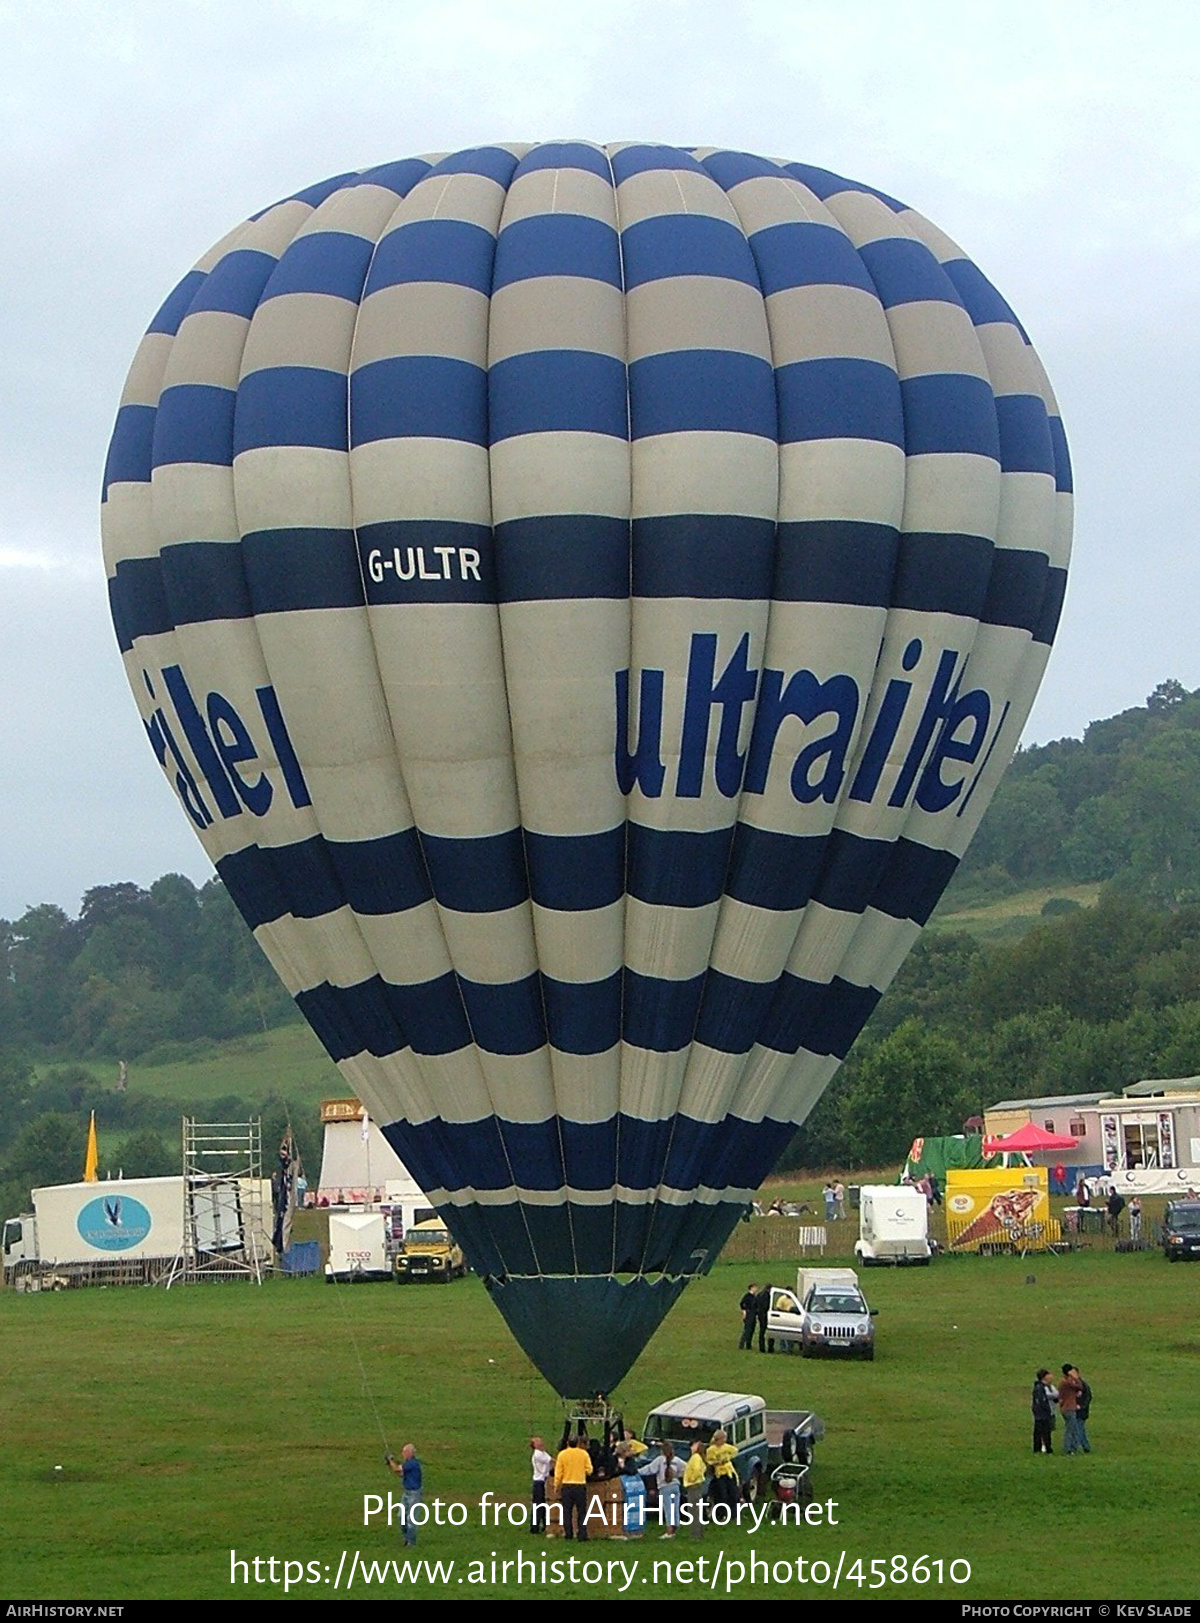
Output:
0,874,296,1058
949,678,1200,908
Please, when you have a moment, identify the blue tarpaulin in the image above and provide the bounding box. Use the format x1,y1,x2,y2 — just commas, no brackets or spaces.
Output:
280,1241,321,1275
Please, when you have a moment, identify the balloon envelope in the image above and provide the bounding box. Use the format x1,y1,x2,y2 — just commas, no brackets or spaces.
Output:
102,142,1070,1395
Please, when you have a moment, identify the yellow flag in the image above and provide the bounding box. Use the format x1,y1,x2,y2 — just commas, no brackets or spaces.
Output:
83,1111,99,1183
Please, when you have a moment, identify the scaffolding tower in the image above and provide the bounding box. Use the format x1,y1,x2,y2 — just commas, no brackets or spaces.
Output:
164,1118,268,1286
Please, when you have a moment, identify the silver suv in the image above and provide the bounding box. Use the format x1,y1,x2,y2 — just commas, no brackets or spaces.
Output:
799,1282,877,1360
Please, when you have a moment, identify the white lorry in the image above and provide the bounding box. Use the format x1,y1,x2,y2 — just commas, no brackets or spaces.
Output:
2,1177,185,1287
854,1184,932,1266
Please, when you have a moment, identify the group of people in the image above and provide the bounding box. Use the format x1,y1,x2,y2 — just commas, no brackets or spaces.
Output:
911,1172,943,1205
1067,1180,1145,1240
822,1181,847,1221
534,1430,737,1541
1101,1189,1142,1239
1031,1365,1093,1455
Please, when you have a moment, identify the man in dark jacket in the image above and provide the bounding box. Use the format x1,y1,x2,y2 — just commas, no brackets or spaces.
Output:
756,1283,774,1352
1031,1368,1056,1453
738,1283,758,1350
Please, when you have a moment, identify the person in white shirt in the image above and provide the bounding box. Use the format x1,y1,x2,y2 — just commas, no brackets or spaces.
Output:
530,1436,553,1534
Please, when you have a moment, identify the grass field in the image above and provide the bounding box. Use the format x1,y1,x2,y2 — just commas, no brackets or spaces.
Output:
2,1242,1195,1601
104,1022,342,1110
930,882,1103,941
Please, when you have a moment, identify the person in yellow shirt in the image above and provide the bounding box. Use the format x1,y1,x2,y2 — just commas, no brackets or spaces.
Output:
706,1429,739,1512
554,1435,593,1542
682,1440,708,1540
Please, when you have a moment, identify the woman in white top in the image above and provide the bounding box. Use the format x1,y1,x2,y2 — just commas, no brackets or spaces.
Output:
530,1437,553,1534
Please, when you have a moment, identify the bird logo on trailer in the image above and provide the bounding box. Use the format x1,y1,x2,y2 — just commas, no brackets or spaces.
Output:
76,1196,153,1251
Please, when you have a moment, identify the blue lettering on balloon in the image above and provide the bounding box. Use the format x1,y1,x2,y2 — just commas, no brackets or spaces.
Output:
142,666,311,824
848,636,923,804
616,635,997,815
744,667,858,803
162,666,241,819
916,686,992,813
207,691,272,814
142,670,212,829
257,684,313,810
615,666,666,797
956,698,1011,819
887,647,962,809
677,633,758,798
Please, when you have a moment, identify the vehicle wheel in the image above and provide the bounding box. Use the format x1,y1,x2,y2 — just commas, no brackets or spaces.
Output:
801,1342,813,1358
863,1347,875,1361
744,1467,763,1505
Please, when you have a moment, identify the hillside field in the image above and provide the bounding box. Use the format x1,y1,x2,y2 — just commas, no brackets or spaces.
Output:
2,1244,1195,1601
928,881,1103,941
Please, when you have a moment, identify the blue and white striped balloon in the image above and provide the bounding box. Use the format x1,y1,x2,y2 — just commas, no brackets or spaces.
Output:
102,142,1070,1396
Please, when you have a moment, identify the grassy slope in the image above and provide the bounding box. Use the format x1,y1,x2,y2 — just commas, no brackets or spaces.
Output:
54,1023,343,1113
928,882,1103,942
2,1245,1195,1600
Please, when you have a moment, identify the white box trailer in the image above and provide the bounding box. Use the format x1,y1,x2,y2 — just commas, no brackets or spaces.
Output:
797,1266,859,1299
854,1185,932,1265
325,1211,391,1282
3,1177,185,1286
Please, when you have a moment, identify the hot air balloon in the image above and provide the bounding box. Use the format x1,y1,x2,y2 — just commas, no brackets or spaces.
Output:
102,142,1070,1397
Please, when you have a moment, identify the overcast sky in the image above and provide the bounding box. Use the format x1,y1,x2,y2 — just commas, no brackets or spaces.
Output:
2,0,1197,922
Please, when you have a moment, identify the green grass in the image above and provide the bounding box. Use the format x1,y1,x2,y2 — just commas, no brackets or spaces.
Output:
1,1245,1195,1600
930,882,1103,941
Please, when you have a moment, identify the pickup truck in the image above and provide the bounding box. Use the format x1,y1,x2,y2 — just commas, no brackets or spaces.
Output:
638,1389,824,1505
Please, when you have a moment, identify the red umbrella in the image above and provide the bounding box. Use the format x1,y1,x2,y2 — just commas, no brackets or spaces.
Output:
983,1122,1078,1156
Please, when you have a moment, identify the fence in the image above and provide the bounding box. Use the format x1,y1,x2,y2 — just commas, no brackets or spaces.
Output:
4,1256,171,1289
944,1211,1064,1255
720,1220,830,1264
720,1199,1164,1266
